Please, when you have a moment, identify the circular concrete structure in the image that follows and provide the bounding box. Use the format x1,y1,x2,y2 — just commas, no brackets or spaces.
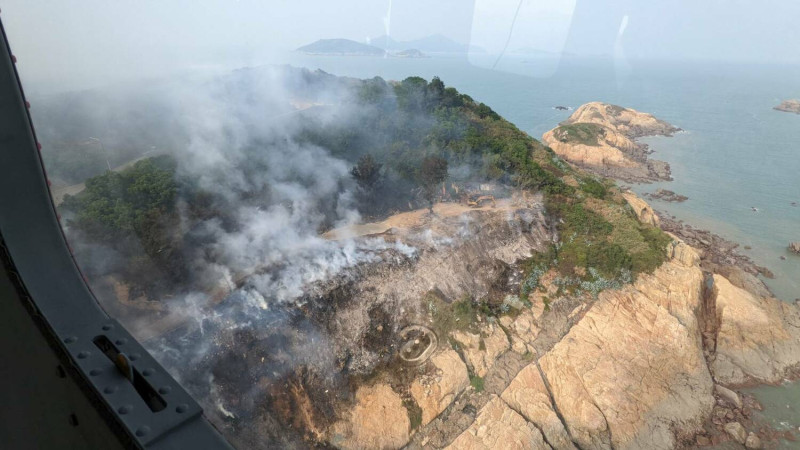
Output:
397,325,438,365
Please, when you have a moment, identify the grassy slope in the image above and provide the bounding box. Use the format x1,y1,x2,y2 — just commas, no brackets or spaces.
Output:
553,123,605,146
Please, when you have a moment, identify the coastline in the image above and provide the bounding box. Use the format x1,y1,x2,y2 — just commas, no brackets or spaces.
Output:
544,102,800,447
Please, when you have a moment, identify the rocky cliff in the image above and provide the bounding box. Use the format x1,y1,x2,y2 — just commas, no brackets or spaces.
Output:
415,197,798,449
542,102,678,182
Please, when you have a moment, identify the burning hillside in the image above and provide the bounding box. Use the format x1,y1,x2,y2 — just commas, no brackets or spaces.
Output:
49,68,686,448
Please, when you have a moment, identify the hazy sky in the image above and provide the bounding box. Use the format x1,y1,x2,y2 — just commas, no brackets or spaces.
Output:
2,0,799,93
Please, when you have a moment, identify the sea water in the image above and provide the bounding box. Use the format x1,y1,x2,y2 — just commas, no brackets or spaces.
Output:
279,52,800,445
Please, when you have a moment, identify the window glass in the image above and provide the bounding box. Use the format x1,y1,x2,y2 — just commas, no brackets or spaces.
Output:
3,1,800,448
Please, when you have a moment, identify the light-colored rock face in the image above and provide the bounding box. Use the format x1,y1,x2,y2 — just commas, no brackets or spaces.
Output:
331,384,410,450
501,364,576,450
452,324,509,377
563,102,677,137
714,265,772,299
622,191,660,227
542,127,638,169
507,307,541,354
542,102,676,182
445,396,548,450
666,237,700,268
711,275,800,385
411,349,470,426
538,252,714,450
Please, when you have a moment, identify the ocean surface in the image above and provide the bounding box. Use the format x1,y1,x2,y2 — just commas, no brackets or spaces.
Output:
275,52,800,445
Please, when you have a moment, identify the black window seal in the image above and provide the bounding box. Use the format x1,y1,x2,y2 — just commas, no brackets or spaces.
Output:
0,14,232,450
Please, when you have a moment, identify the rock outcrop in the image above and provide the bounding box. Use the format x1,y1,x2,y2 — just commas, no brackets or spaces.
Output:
724,421,748,444
452,324,510,377
411,349,470,426
645,188,688,203
310,191,799,449
330,384,410,449
622,191,660,226
563,102,679,138
542,102,678,182
445,396,548,450
500,364,576,450
774,99,800,114
789,242,800,254
381,193,798,449
543,126,640,168
537,240,715,450
711,275,800,385
657,214,774,280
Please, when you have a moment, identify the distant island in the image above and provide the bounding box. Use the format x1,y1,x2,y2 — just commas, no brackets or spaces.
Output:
774,99,800,114
296,39,385,56
296,38,426,58
392,48,427,58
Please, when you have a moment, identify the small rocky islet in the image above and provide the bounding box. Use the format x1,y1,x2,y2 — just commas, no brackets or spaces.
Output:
541,102,679,183
645,188,688,202
774,99,800,114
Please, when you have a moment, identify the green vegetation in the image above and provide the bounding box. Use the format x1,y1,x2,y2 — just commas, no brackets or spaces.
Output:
469,374,485,392
425,291,479,336
61,156,185,295
579,176,609,199
518,190,670,302
402,398,423,430
63,156,177,238
554,123,605,146
419,156,448,212
302,74,572,214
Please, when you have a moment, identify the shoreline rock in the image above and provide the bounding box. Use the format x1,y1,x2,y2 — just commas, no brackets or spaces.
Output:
656,212,774,282
774,99,800,114
645,188,688,203
542,102,679,183
712,274,800,386
789,242,800,255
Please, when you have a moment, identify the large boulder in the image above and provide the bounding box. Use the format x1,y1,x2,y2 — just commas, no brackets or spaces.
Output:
445,396,548,450
410,349,470,426
723,421,747,444
711,275,800,385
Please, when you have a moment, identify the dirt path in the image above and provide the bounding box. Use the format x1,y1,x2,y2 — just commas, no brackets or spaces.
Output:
322,199,516,240
50,151,160,205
